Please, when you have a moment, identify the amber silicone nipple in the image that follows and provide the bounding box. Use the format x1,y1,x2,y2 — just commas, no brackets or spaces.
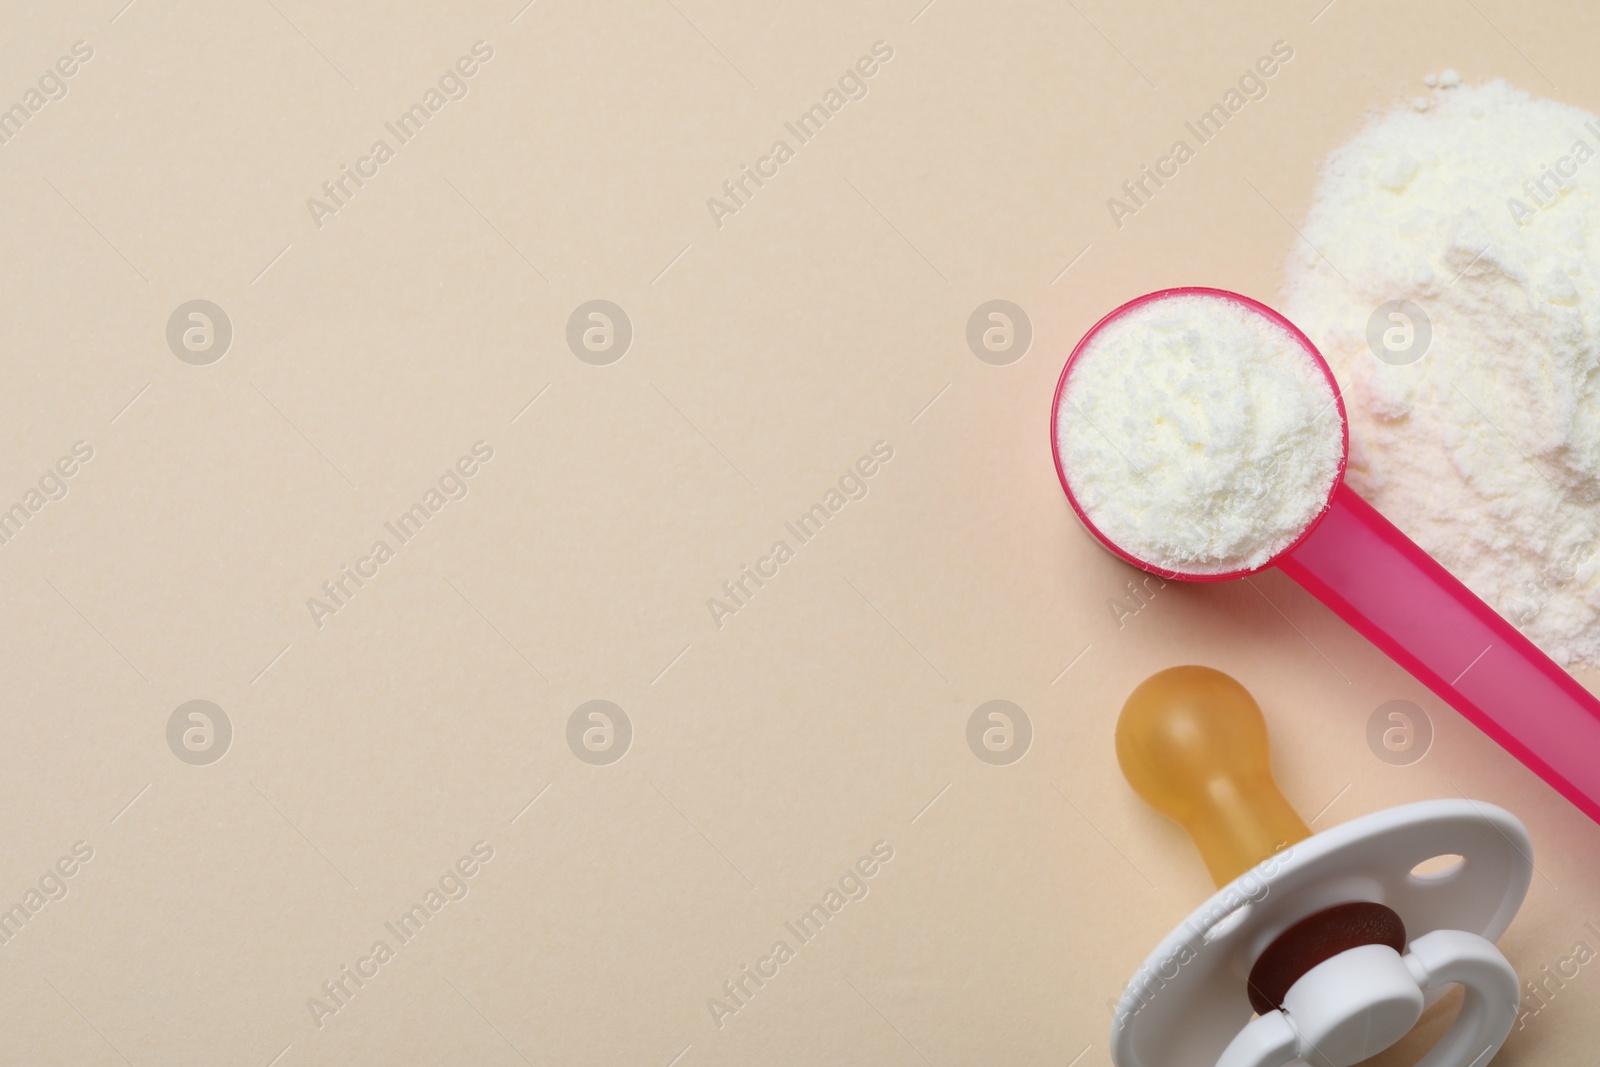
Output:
1116,665,1311,887
1117,665,1414,1016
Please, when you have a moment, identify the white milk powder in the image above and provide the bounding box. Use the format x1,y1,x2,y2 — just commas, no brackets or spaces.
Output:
1055,293,1344,575
1283,78,1600,667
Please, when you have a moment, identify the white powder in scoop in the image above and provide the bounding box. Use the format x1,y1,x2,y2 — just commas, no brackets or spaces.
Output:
1283,78,1600,666
1055,293,1344,575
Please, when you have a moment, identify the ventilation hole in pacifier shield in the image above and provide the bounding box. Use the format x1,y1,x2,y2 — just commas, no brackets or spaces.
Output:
1409,853,1466,883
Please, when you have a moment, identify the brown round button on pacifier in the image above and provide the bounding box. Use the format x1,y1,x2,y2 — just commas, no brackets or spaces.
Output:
1247,900,1408,1015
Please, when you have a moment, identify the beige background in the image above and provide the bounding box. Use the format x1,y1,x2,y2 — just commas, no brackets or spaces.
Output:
1,0,1597,1064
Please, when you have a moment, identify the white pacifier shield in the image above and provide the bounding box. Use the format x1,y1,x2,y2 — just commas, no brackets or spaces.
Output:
1110,799,1532,1067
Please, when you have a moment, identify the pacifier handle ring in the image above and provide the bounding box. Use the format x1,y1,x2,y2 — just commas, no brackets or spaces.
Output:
1214,929,1518,1067
1407,929,1519,1067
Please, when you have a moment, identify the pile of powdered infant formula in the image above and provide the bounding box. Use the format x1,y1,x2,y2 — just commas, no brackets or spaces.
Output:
1283,73,1600,668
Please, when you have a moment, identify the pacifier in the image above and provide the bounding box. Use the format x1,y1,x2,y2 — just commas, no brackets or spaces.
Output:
1110,666,1530,1067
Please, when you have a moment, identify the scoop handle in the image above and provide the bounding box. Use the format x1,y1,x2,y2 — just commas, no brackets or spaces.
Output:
1279,482,1600,825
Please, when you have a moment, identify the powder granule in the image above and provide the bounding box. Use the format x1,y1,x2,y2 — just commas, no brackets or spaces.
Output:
1283,78,1600,667
1056,293,1344,575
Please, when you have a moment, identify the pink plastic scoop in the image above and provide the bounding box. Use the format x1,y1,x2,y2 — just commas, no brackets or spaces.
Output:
1051,287,1600,826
